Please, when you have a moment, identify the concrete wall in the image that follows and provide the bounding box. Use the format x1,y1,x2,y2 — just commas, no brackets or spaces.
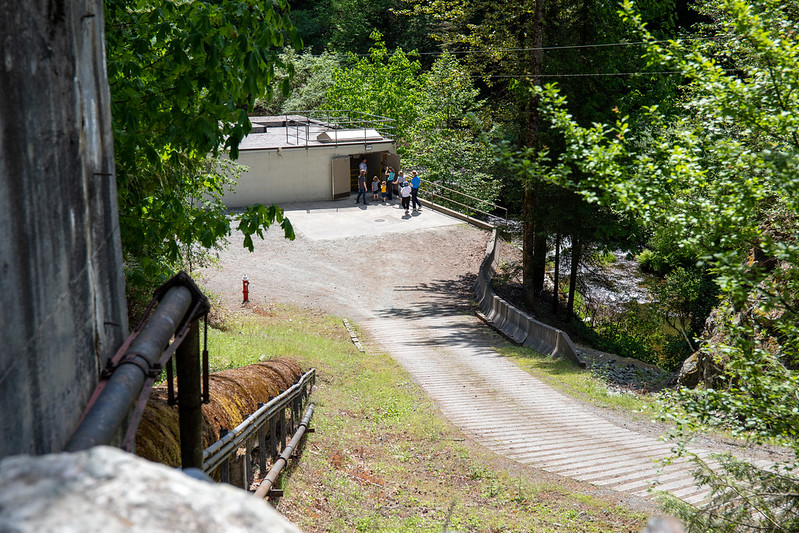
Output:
0,0,128,458
224,142,395,207
475,231,585,367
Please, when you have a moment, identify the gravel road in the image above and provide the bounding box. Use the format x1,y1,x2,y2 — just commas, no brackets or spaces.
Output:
199,200,489,319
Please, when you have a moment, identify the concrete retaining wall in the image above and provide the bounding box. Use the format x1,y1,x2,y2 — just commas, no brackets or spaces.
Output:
475,230,585,367
0,1,128,458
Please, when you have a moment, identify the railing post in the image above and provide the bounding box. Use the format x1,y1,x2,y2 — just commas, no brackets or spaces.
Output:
257,402,267,474
280,409,287,450
269,416,278,460
176,318,203,470
219,428,230,483
244,433,253,490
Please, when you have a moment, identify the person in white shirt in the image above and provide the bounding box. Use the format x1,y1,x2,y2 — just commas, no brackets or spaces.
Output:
400,181,412,214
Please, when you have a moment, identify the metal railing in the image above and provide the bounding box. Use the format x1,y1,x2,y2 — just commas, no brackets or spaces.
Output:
284,110,396,146
202,368,316,491
417,177,508,222
66,272,210,470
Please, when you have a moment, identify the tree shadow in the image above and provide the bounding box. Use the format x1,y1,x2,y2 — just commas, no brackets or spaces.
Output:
372,273,511,354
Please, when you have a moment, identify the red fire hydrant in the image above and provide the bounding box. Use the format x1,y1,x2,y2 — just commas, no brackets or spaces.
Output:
242,274,249,303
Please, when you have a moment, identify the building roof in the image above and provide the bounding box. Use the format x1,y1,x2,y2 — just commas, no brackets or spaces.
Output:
238,114,395,151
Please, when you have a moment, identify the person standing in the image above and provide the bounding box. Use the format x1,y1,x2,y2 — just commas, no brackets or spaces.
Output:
385,166,394,201
400,180,412,214
410,170,421,211
371,175,380,201
355,169,368,204
359,158,368,175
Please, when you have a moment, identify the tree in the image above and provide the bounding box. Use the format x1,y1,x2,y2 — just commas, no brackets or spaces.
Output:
291,0,438,55
404,0,678,310
403,52,502,212
254,48,340,114
106,0,300,304
325,31,422,145
522,0,799,527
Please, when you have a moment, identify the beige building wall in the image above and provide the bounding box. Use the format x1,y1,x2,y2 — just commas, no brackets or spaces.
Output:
223,141,395,208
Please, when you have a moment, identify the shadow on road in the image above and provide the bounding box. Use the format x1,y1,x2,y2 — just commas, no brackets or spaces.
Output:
372,273,509,355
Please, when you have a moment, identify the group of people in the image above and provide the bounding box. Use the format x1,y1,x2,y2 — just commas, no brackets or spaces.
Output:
355,158,422,215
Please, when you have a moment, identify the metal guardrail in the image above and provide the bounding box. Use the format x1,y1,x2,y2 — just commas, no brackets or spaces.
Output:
202,368,316,491
284,110,396,146
417,177,508,222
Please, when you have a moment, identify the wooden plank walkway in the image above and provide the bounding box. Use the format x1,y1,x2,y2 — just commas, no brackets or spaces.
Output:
361,312,712,505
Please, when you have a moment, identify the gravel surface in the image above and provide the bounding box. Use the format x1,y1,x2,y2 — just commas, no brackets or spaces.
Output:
198,204,488,321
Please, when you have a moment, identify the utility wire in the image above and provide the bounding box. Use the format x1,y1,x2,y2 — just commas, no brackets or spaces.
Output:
412,36,721,56
328,36,721,58
470,67,739,80
475,70,683,79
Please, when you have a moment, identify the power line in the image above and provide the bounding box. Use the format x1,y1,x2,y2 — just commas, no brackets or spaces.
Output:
470,66,739,80
327,36,721,58
475,70,684,79
411,37,720,56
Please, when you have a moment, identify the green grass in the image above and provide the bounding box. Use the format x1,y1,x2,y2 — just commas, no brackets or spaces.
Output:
208,306,652,532
498,345,657,417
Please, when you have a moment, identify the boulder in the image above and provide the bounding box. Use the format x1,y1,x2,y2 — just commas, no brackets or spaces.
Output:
0,446,300,533
676,351,701,388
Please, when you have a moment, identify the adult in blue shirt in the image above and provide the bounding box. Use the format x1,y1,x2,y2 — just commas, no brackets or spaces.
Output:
410,170,421,211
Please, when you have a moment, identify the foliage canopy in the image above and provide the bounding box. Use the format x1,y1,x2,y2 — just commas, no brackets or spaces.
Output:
106,0,299,299
514,0,799,528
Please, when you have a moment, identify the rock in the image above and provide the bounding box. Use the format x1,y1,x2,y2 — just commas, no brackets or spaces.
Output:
0,446,300,533
676,352,701,388
642,517,685,533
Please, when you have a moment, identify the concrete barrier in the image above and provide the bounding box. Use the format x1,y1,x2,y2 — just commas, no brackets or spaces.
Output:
475,230,585,368
495,299,510,332
487,295,502,325
504,305,529,345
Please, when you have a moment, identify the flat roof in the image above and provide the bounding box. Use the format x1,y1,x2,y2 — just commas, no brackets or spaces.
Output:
238,115,394,151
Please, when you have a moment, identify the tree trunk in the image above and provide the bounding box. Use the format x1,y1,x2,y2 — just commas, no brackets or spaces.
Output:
521,0,546,310
552,232,560,314
567,236,581,317
523,190,536,308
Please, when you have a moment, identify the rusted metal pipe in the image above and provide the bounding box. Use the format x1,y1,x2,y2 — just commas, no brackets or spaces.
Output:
254,403,315,500
65,285,193,451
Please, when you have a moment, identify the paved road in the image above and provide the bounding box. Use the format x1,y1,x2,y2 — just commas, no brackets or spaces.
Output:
205,199,767,506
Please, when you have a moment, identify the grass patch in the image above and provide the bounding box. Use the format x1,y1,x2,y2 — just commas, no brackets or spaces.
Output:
209,306,651,532
497,345,657,417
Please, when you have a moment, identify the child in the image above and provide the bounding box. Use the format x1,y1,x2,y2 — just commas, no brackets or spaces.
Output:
385,166,395,200
400,180,412,214
380,180,387,202
371,176,380,201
